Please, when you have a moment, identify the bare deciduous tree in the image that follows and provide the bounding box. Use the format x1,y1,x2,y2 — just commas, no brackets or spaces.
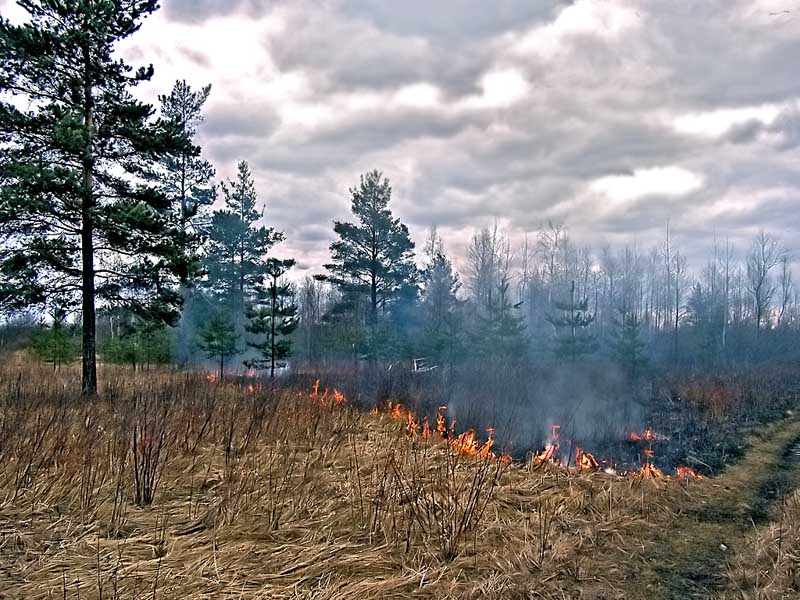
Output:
746,231,784,331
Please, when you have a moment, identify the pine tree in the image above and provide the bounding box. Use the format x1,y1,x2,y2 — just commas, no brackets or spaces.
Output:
31,308,77,370
197,312,240,379
469,272,527,360
0,1,189,394
320,171,417,333
420,232,463,362
245,258,299,378
611,310,648,380
157,80,215,252
205,161,282,324
547,280,597,362
156,80,215,365
102,317,171,369
686,282,723,365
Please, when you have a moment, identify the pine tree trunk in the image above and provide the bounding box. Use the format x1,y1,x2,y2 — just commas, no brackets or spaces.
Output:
176,151,190,367
80,48,97,396
270,276,277,378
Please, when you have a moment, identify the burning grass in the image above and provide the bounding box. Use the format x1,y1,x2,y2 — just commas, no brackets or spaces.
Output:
0,361,794,599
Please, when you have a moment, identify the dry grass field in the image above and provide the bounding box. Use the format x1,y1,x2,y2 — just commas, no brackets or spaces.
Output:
0,360,798,599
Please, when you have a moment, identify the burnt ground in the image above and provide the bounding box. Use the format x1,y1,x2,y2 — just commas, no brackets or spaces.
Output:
616,417,800,599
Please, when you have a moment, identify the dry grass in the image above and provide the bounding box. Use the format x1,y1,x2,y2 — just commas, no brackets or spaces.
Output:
723,489,800,599
0,360,790,599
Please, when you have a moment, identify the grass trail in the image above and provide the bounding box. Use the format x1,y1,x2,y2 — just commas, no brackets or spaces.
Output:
616,417,800,599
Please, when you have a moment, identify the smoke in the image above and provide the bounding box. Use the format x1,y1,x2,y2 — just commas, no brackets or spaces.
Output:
440,359,644,459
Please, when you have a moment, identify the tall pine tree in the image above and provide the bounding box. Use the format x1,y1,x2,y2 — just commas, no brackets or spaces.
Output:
245,258,299,378
157,79,215,364
320,170,417,333
0,0,189,394
157,79,215,252
205,161,282,325
420,229,462,362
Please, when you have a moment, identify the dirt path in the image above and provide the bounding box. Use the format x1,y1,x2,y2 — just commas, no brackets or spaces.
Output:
617,417,800,599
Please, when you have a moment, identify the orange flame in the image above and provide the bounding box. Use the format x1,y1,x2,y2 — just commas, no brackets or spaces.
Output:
676,466,703,480
629,428,669,442
206,374,218,383
638,462,665,478
378,401,508,462
575,447,600,471
533,425,561,466
313,384,701,483
310,381,348,408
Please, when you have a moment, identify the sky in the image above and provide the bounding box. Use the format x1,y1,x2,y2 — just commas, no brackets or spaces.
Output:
3,0,800,276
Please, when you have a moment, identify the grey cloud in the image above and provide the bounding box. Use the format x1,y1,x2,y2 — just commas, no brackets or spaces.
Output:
201,102,280,139
268,9,495,98
709,195,800,232
289,224,335,243
771,108,800,150
177,46,211,68
157,0,800,269
244,106,487,176
731,106,800,150
163,0,276,24
338,0,568,43
725,120,765,145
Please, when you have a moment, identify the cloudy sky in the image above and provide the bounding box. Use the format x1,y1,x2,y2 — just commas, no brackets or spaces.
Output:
4,0,800,275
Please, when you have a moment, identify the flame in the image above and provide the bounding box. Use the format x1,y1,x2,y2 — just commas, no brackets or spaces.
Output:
378,401,508,462
533,425,561,466
436,408,447,437
206,374,218,383
310,381,348,408
406,411,420,436
676,466,703,480
247,383,255,393
575,447,600,471
638,462,665,478
629,428,669,442
306,383,701,482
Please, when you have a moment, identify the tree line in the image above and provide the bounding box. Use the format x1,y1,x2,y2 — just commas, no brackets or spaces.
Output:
1,2,797,394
